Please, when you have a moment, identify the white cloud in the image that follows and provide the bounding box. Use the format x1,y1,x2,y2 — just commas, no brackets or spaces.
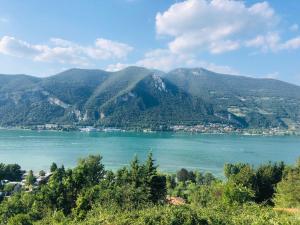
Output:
0,36,133,66
281,36,300,50
106,63,131,72
245,32,281,52
245,33,300,52
265,71,279,79
87,38,133,60
136,48,237,74
136,49,184,71
156,0,278,54
209,40,240,54
0,36,42,57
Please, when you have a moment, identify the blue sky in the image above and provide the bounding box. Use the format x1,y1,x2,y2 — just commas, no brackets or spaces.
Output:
0,0,300,85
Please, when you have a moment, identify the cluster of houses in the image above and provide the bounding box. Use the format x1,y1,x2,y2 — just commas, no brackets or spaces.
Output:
0,172,52,198
170,123,235,133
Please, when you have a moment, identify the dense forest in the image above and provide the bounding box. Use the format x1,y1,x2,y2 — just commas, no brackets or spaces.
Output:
0,153,300,224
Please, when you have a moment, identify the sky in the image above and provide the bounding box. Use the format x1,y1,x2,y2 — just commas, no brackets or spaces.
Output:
0,0,300,85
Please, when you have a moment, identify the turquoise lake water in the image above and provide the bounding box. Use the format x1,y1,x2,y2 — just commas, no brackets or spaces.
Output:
0,130,299,177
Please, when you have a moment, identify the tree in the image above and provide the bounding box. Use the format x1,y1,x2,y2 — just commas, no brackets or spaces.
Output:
115,167,130,186
166,174,176,195
73,155,105,189
274,168,300,208
195,170,204,185
0,164,24,181
129,155,142,188
149,175,167,203
0,163,5,180
203,172,216,185
223,181,255,204
50,163,57,173
74,185,103,219
229,165,256,189
144,152,157,179
143,153,166,203
188,171,196,183
172,181,187,199
188,182,223,207
41,165,72,214
7,213,32,225
224,163,249,179
177,168,189,182
26,170,36,187
255,162,285,203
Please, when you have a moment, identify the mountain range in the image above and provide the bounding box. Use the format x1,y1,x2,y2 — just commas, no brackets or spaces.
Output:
0,66,299,130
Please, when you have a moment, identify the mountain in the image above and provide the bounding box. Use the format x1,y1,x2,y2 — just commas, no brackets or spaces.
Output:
0,67,299,130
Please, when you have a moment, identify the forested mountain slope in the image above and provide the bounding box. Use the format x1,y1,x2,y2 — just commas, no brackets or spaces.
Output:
0,66,299,129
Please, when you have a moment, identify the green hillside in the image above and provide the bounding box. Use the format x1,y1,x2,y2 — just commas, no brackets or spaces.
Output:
0,67,299,130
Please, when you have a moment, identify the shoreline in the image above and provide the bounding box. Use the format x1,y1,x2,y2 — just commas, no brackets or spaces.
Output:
0,126,299,136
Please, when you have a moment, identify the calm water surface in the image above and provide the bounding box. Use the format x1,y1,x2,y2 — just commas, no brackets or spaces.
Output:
0,130,299,177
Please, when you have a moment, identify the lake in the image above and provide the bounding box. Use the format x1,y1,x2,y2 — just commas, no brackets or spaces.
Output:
0,129,299,177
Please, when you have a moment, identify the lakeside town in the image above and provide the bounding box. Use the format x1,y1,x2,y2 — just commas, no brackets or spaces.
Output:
1,122,299,136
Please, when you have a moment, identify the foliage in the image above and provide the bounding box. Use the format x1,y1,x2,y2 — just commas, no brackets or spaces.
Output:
0,154,299,224
26,170,36,187
0,163,24,181
224,161,285,204
50,163,57,173
176,168,190,183
274,161,300,208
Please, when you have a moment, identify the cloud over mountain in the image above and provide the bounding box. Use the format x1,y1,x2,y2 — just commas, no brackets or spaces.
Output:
0,36,133,66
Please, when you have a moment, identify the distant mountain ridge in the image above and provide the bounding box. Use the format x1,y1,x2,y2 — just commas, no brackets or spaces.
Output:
0,66,299,130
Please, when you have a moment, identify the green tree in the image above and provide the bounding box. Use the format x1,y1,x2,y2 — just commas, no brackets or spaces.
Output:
149,175,167,203
202,172,216,185
7,213,32,225
0,163,5,180
73,155,105,187
255,162,285,203
229,165,256,190
188,183,223,207
195,170,204,185
129,155,143,188
144,152,157,178
223,181,255,204
50,163,57,173
176,168,189,182
41,166,70,213
274,168,300,208
26,170,36,187
143,153,166,203
166,174,176,194
188,171,196,183
0,163,24,181
224,163,249,179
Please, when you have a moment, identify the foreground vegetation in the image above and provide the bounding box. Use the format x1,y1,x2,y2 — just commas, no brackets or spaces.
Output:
0,154,300,225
